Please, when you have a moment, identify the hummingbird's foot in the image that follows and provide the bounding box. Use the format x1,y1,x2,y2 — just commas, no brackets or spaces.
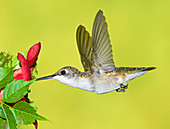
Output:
116,83,128,92
116,88,125,92
120,83,128,89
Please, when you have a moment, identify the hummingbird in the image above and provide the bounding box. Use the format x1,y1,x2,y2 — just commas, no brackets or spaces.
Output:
37,10,156,94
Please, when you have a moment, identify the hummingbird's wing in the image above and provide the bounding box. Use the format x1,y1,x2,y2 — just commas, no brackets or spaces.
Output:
91,10,115,73
76,25,92,72
76,10,115,73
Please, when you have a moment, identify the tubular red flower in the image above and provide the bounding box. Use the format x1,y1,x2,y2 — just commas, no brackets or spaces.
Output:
13,68,23,80
13,74,23,80
13,68,22,76
27,42,41,67
17,53,31,81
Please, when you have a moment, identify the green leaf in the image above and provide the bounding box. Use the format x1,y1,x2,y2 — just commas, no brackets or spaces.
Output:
1,104,16,129
0,105,7,129
12,102,48,125
0,105,5,119
30,103,38,111
2,80,34,103
0,118,8,129
0,67,13,89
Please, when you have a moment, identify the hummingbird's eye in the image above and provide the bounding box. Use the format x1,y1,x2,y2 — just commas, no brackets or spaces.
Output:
61,70,66,75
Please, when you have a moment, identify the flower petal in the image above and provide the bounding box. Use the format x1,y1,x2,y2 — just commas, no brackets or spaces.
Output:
13,68,22,77
13,74,23,80
27,42,41,67
17,53,31,81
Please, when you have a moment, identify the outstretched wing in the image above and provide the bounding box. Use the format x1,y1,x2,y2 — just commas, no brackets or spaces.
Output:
76,25,92,72
91,10,115,72
76,10,115,73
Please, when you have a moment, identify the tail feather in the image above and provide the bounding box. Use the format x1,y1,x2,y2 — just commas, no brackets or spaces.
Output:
115,67,156,82
115,67,156,73
140,67,156,71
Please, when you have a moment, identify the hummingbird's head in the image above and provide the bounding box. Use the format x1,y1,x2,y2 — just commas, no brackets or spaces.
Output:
36,66,80,85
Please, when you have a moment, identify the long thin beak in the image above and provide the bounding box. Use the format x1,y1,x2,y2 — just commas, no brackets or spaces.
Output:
36,75,53,81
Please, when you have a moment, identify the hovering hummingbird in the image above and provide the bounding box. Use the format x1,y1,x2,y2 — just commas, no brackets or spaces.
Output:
37,10,156,94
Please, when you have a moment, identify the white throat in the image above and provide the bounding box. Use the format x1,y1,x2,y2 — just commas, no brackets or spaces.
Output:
52,76,94,92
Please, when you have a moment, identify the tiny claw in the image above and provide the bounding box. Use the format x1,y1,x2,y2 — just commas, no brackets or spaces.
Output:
120,83,128,89
116,88,125,93
116,83,129,92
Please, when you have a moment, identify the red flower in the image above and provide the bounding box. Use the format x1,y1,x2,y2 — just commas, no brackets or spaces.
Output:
1,42,41,102
27,42,41,67
13,42,41,81
17,53,31,81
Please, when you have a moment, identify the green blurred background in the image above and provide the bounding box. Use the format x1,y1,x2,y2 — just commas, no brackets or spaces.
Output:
0,0,169,129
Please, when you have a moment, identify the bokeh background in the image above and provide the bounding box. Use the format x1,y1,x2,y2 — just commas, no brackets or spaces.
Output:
0,0,169,129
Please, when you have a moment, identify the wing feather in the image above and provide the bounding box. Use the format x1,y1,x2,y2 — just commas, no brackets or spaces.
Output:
76,10,115,73
92,10,115,72
76,25,92,72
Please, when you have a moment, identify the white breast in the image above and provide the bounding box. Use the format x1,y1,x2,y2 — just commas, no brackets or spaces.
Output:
93,73,121,94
